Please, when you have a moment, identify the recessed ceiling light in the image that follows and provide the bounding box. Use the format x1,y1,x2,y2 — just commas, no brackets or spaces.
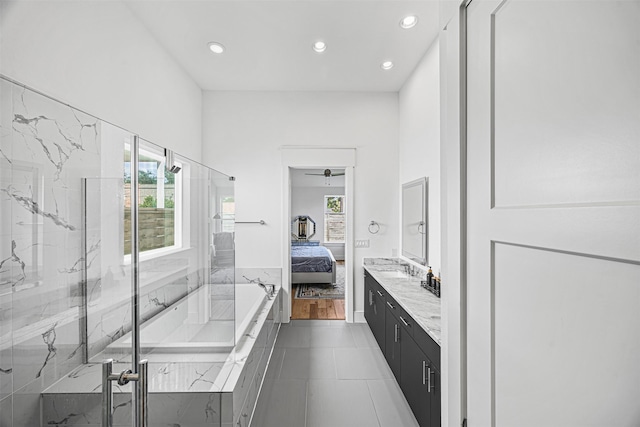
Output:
208,42,225,54
400,15,418,29
381,61,394,70
313,41,327,53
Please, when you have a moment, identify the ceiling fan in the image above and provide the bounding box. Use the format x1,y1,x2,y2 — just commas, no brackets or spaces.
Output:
305,169,345,178
305,169,345,185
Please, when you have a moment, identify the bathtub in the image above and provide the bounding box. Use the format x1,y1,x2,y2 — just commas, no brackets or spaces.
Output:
108,283,267,352
44,278,282,427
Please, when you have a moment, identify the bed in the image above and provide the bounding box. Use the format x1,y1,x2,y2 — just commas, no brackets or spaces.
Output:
291,245,336,285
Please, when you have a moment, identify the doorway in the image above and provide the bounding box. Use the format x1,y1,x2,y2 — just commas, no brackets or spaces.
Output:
281,147,356,323
289,168,347,319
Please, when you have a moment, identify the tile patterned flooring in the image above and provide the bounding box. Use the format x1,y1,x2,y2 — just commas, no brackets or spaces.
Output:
251,320,419,427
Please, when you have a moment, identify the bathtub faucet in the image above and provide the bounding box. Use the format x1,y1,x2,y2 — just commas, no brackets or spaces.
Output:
242,275,276,298
257,281,276,298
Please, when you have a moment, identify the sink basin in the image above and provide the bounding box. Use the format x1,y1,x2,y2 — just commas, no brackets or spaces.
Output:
376,271,408,279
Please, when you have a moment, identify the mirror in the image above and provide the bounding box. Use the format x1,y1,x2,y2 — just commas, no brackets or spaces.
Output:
291,215,316,241
402,177,427,265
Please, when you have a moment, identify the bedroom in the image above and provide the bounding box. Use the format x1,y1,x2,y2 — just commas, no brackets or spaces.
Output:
290,168,347,320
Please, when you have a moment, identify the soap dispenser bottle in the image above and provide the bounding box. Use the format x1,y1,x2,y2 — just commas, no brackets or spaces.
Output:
426,266,434,289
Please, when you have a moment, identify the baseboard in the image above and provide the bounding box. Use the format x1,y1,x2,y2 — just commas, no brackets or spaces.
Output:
353,310,365,323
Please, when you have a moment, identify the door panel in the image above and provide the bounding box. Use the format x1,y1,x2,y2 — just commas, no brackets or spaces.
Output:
494,243,640,425
385,309,402,380
466,1,640,426
401,335,429,426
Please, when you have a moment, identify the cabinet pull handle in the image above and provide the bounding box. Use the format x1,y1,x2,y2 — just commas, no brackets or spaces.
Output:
394,324,399,343
377,290,384,297
422,361,426,385
368,290,373,305
386,301,395,310
427,366,433,393
399,316,410,327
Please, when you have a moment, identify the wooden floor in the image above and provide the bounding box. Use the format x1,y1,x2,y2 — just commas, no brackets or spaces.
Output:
291,287,345,320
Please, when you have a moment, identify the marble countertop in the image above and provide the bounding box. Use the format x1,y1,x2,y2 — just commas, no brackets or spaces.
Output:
363,258,441,346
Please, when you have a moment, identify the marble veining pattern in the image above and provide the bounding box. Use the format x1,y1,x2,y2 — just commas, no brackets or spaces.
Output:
2,77,268,426
0,78,106,425
364,258,441,345
41,268,282,426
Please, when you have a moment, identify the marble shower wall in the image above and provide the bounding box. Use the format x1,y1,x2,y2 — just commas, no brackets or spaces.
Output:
0,78,107,425
0,77,229,426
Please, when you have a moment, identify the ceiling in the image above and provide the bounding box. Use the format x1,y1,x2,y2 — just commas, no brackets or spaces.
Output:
125,1,440,92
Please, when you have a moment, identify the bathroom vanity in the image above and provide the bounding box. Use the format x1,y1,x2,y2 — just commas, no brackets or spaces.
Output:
363,258,441,427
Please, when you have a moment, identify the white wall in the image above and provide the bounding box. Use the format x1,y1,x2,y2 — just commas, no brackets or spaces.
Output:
202,91,399,317
0,0,202,161
399,39,441,275
292,186,345,243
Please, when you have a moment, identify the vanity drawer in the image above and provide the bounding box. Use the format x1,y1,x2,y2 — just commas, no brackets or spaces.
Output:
369,275,387,300
384,292,415,338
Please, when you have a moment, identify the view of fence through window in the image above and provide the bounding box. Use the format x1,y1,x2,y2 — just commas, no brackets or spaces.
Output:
124,150,179,255
324,195,345,243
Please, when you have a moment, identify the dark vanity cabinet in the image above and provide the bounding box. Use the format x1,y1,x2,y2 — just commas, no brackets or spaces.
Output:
364,270,441,427
384,303,402,380
401,327,441,427
364,273,386,351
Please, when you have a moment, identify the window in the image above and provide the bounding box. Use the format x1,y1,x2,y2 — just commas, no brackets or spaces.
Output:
220,196,235,232
124,145,182,256
324,195,345,243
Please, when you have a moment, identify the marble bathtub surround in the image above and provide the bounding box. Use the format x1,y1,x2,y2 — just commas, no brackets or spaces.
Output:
41,267,282,426
364,257,441,345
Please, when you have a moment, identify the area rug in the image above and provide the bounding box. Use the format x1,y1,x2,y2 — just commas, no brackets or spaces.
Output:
294,263,345,299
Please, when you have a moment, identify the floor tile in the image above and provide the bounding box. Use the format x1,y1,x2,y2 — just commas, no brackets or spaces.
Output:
306,379,380,427
309,327,355,348
334,347,393,380
254,321,416,427
279,348,336,380
349,323,379,348
367,379,419,427
252,379,307,427
274,325,311,348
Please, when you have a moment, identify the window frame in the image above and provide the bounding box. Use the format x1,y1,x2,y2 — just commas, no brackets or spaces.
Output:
323,195,346,244
123,143,183,262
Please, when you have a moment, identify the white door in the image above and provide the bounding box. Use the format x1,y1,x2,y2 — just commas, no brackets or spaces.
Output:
465,1,640,426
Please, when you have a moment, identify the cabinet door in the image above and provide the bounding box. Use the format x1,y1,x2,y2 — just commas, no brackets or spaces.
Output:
364,276,374,324
372,290,385,351
401,336,441,427
429,367,441,427
365,274,385,351
384,307,401,381
401,335,430,426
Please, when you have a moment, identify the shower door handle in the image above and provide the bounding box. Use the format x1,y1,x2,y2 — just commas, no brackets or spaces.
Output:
102,359,149,427
102,360,113,427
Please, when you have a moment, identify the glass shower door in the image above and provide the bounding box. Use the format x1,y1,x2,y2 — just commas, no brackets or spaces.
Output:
131,138,233,425
83,124,143,426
